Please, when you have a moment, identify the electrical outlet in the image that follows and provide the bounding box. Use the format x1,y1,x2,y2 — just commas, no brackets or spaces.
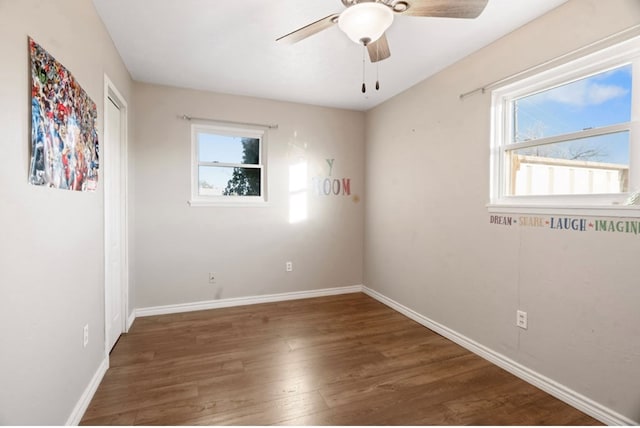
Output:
83,324,89,348
516,310,528,329
285,261,293,272
208,272,216,284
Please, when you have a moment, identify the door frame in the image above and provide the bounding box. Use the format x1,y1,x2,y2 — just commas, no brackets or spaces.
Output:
103,74,129,356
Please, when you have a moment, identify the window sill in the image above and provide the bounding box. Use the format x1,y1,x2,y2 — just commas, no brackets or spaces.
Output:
487,203,640,218
188,199,269,208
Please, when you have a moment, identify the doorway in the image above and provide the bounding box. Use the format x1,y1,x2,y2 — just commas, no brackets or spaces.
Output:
104,76,128,354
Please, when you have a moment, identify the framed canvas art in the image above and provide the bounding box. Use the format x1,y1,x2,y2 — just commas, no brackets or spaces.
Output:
29,37,99,191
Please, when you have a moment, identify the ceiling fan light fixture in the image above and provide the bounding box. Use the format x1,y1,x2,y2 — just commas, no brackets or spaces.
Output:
338,2,394,45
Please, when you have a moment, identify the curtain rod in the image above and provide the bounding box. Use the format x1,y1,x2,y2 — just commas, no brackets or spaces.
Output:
179,114,278,129
459,23,640,100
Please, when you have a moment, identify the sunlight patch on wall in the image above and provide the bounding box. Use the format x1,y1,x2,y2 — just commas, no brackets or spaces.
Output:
289,161,308,223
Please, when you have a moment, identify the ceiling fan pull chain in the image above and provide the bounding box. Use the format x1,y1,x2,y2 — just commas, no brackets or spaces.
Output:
376,43,380,91
361,45,366,93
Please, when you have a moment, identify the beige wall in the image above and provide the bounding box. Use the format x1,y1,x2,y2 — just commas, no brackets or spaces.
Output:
132,83,364,308
364,0,640,422
0,0,133,424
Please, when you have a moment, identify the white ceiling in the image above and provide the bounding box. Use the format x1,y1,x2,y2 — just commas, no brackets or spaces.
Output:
92,0,567,111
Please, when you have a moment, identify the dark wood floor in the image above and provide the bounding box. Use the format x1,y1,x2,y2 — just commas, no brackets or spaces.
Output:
81,293,601,425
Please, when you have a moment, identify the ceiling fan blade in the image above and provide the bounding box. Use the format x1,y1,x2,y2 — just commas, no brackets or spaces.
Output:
398,0,488,19
367,33,391,63
276,13,340,44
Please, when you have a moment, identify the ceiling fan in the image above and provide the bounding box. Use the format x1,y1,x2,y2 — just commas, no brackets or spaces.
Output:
276,0,489,64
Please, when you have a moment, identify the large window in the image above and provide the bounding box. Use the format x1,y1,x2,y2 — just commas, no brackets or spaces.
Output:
190,124,266,205
490,36,640,209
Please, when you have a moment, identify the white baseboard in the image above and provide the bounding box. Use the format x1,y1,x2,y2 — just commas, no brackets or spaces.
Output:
126,310,136,332
135,285,363,318
65,356,109,426
362,286,637,426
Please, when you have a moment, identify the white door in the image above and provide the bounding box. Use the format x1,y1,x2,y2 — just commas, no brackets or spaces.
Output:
105,95,124,352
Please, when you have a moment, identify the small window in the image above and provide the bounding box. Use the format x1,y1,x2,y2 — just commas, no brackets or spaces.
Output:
190,124,266,205
490,36,640,208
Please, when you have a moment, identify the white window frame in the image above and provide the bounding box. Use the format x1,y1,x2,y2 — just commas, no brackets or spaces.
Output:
489,36,640,217
189,123,267,207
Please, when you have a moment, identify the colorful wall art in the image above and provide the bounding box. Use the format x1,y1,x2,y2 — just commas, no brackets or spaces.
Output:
312,159,352,197
490,214,640,235
29,37,99,191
